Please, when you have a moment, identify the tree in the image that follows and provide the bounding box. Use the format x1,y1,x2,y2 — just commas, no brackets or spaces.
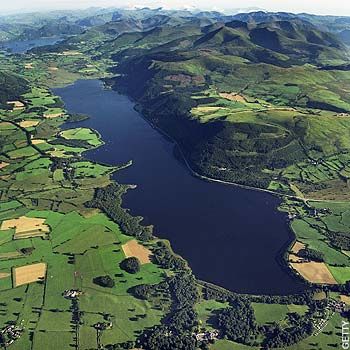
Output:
217,299,257,345
20,247,35,255
93,275,115,288
120,257,141,274
297,248,324,262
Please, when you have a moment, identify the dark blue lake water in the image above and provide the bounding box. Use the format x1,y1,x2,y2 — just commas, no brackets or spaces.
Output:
55,79,306,295
2,36,63,53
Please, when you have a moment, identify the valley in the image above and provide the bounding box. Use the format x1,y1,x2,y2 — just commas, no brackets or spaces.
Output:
1,6,350,350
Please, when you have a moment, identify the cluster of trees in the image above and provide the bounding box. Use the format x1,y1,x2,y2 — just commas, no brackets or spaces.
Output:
51,157,77,170
86,183,153,241
50,157,77,181
137,272,200,350
201,281,320,348
201,280,315,306
329,280,350,294
120,257,140,274
306,100,348,113
262,315,313,348
152,241,187,270
128,284,153,300
0,71,29,108
30,41,74,54
50,137,92,149
66,113,89,123
168,272,199,309
93,275,115,288
105,341,136,349
327,231,350,251
297,248,324,262
139,327,196,350
47,97,64,109
188,118,307,188
20,247,35,255
213,293,317,349
217,298,258,345
201,282,233,303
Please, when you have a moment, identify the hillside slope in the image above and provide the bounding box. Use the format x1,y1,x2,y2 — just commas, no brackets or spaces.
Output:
105,18,350,193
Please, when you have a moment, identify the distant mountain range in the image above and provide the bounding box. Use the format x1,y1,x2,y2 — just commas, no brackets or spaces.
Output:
1,8,350,45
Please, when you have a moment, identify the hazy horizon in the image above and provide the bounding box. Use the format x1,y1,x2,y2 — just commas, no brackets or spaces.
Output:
1,0,350,17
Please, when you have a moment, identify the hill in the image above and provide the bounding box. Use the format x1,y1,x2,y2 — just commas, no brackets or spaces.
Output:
99,16,350,189
0,71,28,108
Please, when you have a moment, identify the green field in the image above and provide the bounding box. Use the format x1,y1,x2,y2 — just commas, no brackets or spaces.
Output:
0,76,172,349
211,339,260,350
59,127,103,147
252,303,308,325
195,299,229,329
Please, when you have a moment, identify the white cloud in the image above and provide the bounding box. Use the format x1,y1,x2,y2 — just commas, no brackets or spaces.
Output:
1,0,350,16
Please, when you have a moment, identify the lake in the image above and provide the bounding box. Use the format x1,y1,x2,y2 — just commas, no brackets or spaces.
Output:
54,79,306,295
1,36,64,54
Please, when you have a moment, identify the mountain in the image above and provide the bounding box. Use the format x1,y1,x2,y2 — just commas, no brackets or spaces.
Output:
232,11,297,24
0,71,28,108
339,29,350,45
191,19,346,66
11,8,350,189
20,20,84,40
95,14,350,188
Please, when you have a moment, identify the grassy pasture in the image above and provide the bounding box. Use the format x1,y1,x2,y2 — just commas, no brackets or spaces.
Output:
211,339,260,350
48,144,86,157
195,299,229,329
32,331,73,350
252,303,290,324
0,206,167,345
7,146,38,159
72,161,113,178
328,266,350,284
290,218,350,266
252,303,308,326
59,127,103,147
81,292,164,345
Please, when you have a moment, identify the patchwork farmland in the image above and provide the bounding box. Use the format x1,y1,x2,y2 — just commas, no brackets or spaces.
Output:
0,82,171,349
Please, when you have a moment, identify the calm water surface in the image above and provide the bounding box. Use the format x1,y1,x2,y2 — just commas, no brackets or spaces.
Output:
55,79,306,295
2,37,63,53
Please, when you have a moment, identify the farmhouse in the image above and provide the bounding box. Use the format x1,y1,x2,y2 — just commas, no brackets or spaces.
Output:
193,330,219,341
63,289,82,299
0,325,23,346
328,298,347,313
93,321,113,330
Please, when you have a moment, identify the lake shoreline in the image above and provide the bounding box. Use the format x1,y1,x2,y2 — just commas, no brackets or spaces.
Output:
55,78,307,295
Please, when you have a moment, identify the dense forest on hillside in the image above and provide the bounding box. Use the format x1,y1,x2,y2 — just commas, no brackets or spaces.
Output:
0,71,28,108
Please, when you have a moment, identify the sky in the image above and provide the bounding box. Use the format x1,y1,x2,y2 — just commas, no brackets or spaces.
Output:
1,0,350,16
